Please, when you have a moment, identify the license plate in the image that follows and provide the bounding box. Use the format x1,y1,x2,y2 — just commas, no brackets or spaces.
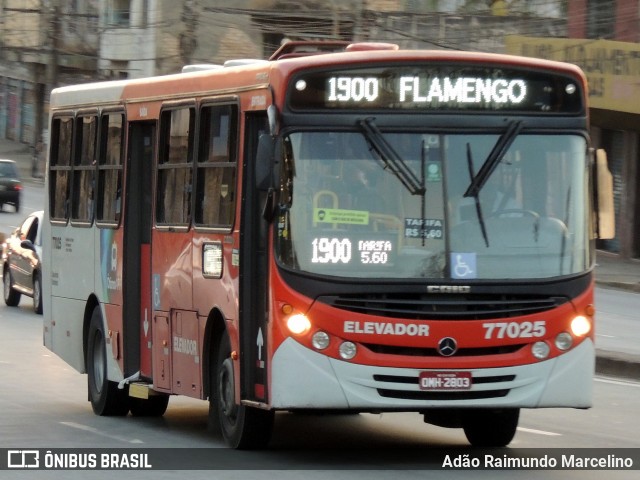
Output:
419,371,472,391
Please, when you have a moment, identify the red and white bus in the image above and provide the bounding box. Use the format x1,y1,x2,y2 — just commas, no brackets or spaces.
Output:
43,41,614,449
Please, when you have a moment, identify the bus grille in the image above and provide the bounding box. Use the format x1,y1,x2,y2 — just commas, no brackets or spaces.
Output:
316,293,567,320
363,343,524,357
377,388,510,401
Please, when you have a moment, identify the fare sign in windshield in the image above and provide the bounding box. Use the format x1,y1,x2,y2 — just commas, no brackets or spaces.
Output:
288,64,583,113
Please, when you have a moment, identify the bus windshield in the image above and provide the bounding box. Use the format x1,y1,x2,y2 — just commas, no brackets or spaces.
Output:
276,130,589,280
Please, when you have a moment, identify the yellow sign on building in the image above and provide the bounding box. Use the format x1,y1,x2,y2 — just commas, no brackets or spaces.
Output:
506,35,640,115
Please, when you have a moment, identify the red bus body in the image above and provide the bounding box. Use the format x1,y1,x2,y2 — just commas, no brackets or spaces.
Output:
43,43,606,448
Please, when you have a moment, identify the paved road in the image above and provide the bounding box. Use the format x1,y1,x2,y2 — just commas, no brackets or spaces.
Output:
1,299,639,480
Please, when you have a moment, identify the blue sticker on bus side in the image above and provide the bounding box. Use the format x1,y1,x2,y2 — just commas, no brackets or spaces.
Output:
153,274,161,309
451,253,477,279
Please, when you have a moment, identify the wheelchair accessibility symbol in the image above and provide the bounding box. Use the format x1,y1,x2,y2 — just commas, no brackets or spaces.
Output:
451,253,477,279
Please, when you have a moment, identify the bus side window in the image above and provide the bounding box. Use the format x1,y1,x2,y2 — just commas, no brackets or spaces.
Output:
97,113,124,225
49,116,74,221
195,104,238,228
157,107,194,226
71,115,98,224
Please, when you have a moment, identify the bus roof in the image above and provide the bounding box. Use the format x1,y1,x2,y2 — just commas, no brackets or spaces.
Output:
49,43,586,110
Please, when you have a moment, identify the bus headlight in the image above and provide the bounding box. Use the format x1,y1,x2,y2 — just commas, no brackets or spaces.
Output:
532,341,550,360
339,341,357,360
312,331,330,350
555,332,573,351
286,314,311,335
570,315,591,337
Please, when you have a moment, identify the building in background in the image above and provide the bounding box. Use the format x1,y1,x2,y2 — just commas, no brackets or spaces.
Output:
0,0,262,147
0,0,99,147
1,0,639,259
505,0,640,259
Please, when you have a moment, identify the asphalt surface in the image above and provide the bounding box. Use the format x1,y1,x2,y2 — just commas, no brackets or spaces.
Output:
1,138,638,380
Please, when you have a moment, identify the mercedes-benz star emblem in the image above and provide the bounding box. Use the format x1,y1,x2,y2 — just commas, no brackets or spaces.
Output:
438,337,458,357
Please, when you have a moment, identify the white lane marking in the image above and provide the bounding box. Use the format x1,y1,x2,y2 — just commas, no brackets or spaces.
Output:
60,421,144,444
517,427,562,436
595,376,640,388
517,377,639,438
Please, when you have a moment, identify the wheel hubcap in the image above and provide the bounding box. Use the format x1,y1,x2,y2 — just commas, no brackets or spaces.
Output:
218,357,237,420
92,333,105,393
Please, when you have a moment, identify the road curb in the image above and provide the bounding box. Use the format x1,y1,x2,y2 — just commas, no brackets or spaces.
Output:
596,351,640,381
596,281,640,293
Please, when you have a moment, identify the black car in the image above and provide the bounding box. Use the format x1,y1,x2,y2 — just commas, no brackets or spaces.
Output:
0,159,22,212
2,210,43,313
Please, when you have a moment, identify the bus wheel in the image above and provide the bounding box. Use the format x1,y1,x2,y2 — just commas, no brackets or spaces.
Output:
3,268,21,306
130,395,170,417
86,307,129,416
462,408,519,447
210,332,274,449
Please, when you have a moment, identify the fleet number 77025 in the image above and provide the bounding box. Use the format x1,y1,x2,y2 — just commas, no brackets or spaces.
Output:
482,321,546,339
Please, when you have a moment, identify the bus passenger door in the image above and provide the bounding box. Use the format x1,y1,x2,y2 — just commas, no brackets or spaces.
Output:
123,122,155,379
239,113,270,404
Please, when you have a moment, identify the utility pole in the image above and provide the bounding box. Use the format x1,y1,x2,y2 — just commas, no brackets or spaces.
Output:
45,3,59,99
331,0,339,39
180,0,198,64
353,0,365,41
36,1,59,170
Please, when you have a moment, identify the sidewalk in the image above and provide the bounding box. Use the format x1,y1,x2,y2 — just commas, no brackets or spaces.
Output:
1,136,639,380
593,252,640,380
595,250,640,293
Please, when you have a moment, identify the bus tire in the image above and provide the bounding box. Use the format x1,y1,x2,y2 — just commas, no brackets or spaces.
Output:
3,268,21,307
86,307,129,416
210,331,274,449
130,395,170,417
462,408,519,447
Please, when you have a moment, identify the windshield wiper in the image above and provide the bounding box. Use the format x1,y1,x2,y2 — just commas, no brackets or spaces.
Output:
465,142,490,247
462,120,523,248
358,117,425,195
463,120,523,198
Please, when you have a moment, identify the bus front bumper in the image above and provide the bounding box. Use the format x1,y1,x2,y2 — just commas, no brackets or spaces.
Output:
270,337,594,410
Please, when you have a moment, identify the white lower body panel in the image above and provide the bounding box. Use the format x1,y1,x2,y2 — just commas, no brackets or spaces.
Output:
270,338,594,410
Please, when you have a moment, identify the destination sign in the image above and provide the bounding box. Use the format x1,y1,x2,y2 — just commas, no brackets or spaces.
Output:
288,64,583,113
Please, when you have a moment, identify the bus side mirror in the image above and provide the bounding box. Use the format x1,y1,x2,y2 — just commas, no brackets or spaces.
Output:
256,134,276,191
595,148,615,240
